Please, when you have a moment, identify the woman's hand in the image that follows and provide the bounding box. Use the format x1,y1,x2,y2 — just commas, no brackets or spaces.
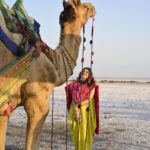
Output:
73,104,81,122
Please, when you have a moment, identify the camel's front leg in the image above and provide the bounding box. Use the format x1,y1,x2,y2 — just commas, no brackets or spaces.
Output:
25,101,49,150
22,82,53,150
0,116,8,150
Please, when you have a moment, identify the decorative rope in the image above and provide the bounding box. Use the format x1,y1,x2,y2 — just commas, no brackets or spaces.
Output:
81,25,86,70
50,48,69,150
84,17,95,150
81,17,95,70
51,89,54,150
90,17,95,70
77,17,96,150
62,50,68,150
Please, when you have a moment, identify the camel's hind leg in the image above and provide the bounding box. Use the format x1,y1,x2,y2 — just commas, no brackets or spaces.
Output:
0,116,8,150
21,82,53,150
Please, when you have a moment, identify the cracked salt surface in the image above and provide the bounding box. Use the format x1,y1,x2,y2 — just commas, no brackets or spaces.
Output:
6,80,150,150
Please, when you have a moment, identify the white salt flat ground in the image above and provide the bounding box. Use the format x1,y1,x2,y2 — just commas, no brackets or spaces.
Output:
6,81,150,150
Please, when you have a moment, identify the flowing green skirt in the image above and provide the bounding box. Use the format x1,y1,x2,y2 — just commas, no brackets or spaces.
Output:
68,99,96,150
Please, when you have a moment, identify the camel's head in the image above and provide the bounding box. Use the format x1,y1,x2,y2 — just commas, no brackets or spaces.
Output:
60,0,96,28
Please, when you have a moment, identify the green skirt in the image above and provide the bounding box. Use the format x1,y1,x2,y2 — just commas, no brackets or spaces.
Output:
68,98,96,150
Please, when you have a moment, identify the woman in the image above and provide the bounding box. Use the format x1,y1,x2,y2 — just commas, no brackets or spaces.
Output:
65,67,99,150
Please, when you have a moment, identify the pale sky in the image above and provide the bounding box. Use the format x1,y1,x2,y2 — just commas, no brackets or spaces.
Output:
6,0,150,78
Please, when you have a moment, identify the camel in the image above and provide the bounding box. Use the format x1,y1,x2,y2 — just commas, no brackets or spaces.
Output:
0,0,96,149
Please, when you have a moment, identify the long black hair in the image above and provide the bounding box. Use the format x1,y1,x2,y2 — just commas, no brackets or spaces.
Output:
76,67,95,86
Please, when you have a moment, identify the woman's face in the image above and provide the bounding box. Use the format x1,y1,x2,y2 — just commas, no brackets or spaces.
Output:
81,69,90,80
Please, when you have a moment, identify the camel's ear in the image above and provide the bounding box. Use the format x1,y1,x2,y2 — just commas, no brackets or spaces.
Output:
73,0,81,6
60,0,77,23
62,0,81,9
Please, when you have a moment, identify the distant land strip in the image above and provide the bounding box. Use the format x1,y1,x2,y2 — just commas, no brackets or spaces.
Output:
68,79,150,84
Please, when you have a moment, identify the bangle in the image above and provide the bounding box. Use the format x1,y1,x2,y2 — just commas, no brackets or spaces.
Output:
78,104,81,109
86,107,89,112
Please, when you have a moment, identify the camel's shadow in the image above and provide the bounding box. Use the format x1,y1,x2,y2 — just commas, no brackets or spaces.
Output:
5,145,24,150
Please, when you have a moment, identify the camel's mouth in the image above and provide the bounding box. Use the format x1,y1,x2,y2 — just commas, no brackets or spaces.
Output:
83,3,96,18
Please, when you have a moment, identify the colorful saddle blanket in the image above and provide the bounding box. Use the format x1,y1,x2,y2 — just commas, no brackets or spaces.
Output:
0,54,30,107
0,1,39,108
0,0,40,56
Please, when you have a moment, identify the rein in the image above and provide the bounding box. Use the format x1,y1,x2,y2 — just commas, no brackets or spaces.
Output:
84,17,95,150
78,17,95,150
81,17,95,71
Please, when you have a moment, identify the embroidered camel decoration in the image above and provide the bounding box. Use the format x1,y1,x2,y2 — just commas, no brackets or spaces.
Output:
0,0,96,149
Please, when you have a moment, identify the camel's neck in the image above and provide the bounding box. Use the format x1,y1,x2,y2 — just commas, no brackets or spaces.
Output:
55,25,82,86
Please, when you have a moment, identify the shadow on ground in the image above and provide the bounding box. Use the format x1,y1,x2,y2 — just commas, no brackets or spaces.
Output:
5,145,24,150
